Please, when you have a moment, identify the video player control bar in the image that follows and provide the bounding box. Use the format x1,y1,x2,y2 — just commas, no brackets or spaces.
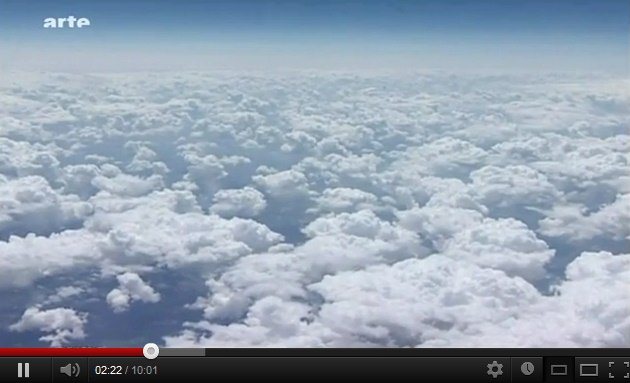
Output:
0,349,626,382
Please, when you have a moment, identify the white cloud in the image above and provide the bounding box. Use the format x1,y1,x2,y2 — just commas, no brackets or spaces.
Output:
209,187,266,218
397,206,484,249
0,229,99,289
441,217,554,281
92,166,165,197
397,137,488,178
182,154,227,193
45,286,86,305
0,175,93,238
166,254,541,347
107,272,160,313
0,138,63,181
538,193,630,242
469,165,561,209
311,187,378,214
254,169,310,199
9,307,88,346
169,250,629,347
430,251,630,347
60,164,101,198
89,189,283,270
309,255,541,347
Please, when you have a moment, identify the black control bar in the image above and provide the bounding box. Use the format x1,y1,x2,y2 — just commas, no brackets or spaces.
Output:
0,349,627,382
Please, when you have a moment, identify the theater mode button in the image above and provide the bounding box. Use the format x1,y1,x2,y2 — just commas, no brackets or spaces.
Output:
575,358,601,382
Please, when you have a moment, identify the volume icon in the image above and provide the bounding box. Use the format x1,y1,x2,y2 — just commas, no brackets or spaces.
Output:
60,363,80,377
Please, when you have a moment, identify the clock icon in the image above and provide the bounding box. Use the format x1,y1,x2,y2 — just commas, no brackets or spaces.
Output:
521,361,535,376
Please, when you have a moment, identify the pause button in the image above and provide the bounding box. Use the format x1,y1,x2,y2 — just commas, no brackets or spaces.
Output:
18,362,30,378
0,358,50,382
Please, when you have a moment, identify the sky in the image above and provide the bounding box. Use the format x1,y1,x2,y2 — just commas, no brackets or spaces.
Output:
1,0,628,73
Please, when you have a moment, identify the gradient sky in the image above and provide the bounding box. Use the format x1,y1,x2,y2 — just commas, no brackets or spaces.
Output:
1,0,629,73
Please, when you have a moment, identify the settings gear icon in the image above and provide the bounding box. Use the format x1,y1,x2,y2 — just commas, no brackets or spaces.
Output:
487,360,504,379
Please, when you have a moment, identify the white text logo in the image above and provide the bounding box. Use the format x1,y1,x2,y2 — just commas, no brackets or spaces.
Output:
43,16,91,28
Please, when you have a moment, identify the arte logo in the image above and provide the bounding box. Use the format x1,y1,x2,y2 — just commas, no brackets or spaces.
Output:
43,16,91,28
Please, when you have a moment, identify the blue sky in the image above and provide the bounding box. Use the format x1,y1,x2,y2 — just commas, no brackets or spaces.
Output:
1,0,629,73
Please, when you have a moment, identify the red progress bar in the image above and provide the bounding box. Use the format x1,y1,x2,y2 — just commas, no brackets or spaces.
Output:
0,348,143,357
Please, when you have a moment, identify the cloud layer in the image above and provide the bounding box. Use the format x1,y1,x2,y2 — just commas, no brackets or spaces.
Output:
0,71,628,347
